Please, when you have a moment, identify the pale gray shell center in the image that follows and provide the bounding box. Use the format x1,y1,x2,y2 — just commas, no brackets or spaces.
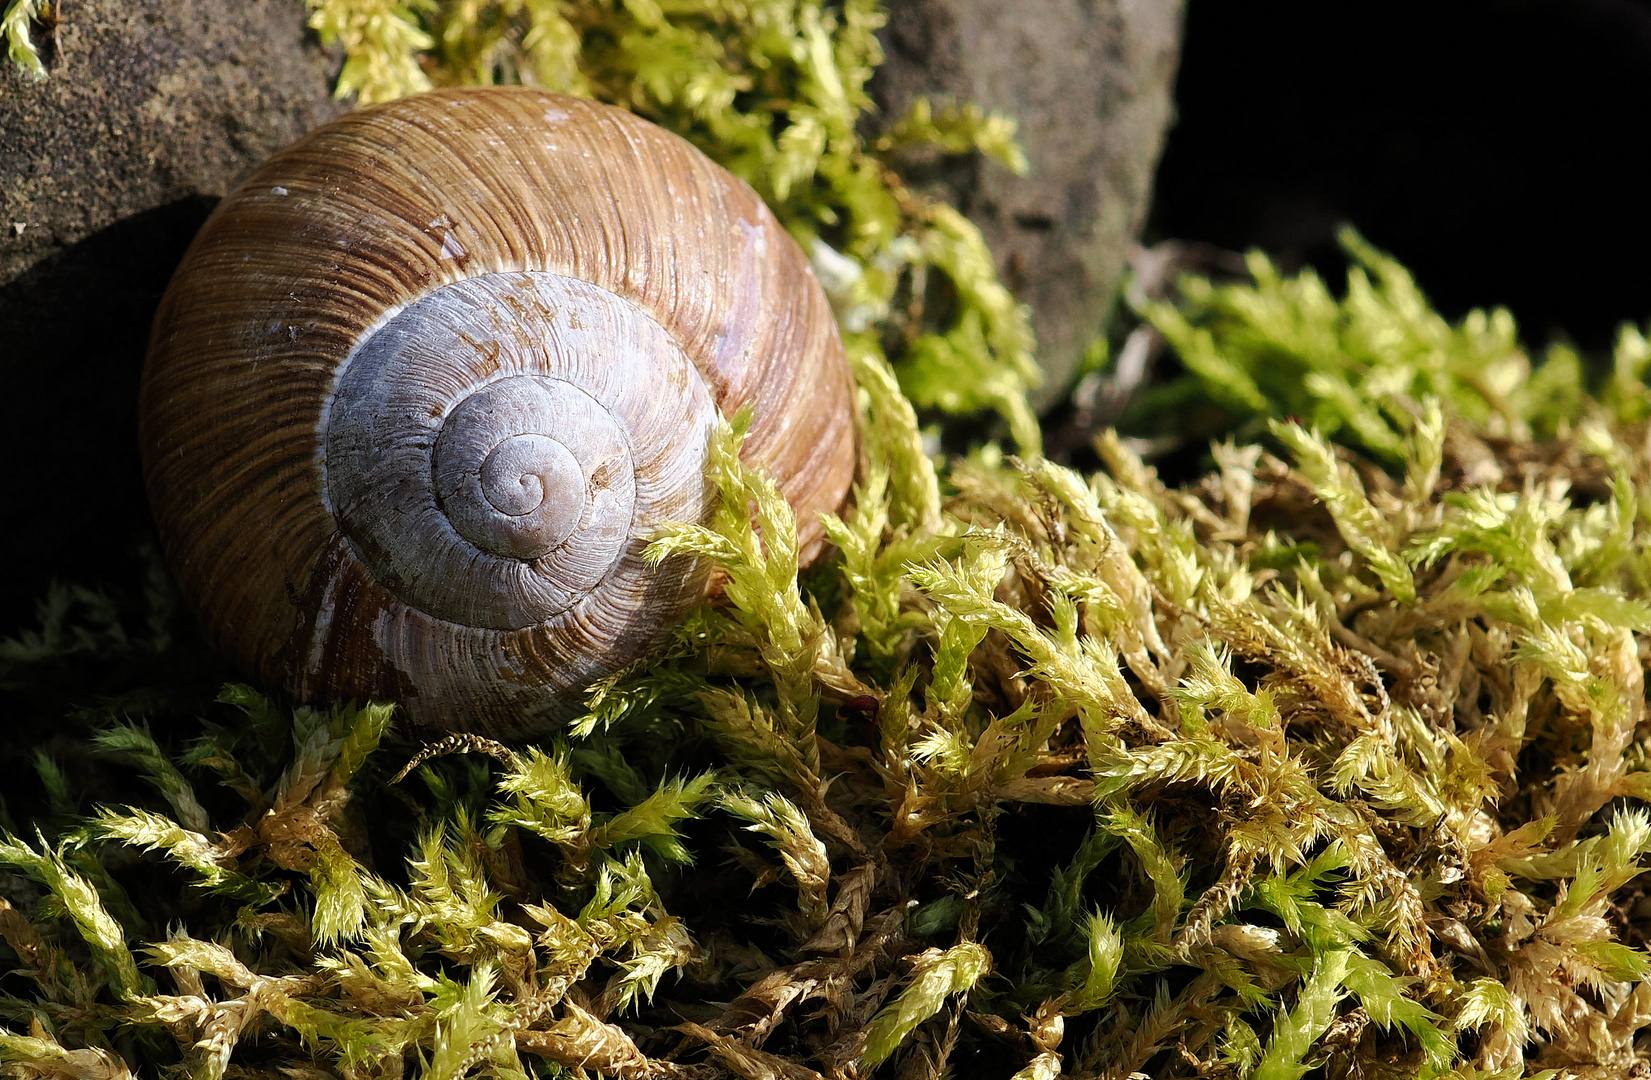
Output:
431,379,605,561
321,271,715,632
482,437,581,522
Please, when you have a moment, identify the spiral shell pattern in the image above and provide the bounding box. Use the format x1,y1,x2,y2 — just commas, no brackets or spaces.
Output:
141,89,856,736
322,272,711,631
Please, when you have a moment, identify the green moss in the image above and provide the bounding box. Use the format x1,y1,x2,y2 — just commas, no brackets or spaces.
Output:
7,3,1651,1078
7,240,1651,1074
1130,227,1651,456
1,0,48,79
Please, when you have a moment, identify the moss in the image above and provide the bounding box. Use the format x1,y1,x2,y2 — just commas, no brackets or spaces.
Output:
1,0,49,79
1128,227,1651,459
7,3,1651,1079
6,241,1651,1075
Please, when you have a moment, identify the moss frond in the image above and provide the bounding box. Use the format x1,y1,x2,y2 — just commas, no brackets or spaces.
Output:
1,0,46,78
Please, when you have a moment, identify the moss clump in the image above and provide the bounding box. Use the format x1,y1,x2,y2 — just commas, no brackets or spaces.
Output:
1,0,49,79
5,243,1651,1076
1129,228,1651,461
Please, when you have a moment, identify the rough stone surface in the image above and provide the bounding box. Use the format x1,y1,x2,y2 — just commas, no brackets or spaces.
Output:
1,0,344,283
872,0,1184,408
0,0,342,630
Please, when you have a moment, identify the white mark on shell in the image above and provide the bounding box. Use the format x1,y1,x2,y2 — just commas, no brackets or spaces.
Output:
303,566,342,679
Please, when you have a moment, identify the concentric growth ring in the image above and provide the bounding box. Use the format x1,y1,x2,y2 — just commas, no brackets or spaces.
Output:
321,271,714,632
430,374,637,579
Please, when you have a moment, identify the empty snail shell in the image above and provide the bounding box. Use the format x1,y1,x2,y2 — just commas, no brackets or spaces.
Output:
140,87,857,738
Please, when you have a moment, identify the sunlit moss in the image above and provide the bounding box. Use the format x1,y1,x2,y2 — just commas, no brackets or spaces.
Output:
7,240,1651,1072
1,0,48,79
7,4,1651,1077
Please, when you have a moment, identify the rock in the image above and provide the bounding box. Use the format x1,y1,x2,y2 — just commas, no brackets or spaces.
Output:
0,0,342,630
1,0,343,284
872,0,1184,409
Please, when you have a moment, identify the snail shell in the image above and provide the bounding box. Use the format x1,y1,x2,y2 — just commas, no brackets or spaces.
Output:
140,88,856,737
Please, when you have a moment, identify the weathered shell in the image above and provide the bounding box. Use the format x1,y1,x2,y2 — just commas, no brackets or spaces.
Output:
140,88,856,737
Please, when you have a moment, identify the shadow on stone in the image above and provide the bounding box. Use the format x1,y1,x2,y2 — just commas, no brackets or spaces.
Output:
0,196,218,633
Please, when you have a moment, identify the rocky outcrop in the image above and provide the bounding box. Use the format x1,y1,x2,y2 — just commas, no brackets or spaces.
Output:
872,0,1184,408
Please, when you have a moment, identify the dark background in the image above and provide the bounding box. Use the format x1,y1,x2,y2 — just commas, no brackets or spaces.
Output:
1149,0,1651,355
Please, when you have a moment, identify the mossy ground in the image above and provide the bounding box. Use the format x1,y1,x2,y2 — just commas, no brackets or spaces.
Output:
5,3,1651,1079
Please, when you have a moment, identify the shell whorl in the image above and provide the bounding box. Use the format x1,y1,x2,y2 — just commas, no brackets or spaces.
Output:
321,272,712,632
140,88,856,736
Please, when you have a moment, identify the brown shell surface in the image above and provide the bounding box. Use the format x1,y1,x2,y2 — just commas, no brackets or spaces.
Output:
140,88,856,737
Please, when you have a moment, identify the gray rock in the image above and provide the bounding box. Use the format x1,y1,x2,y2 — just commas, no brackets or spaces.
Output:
1,0,343,283
872,0,1184,409
0,0,341,629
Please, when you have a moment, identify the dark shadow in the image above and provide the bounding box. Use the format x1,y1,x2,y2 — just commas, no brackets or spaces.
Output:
0,195,218,634
1149,0,1651,354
